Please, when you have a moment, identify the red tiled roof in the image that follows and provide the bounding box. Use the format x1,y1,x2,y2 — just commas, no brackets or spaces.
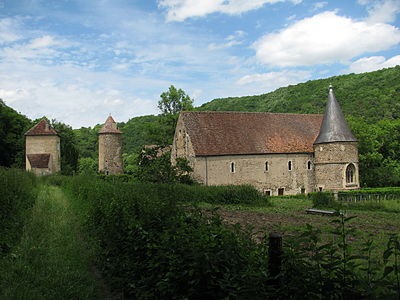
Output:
25,119,58,136
27,154,50,168
98,116,122,134
181,111,323,156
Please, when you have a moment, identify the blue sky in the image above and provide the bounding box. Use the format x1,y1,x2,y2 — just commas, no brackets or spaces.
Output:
0,0,399,128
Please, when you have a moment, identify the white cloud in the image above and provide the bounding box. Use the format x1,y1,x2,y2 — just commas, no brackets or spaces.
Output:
158,0,301,22
253,11,400,67
237,70,311,90
0,18,23,44
365,0,400,24
208,30,246,50
312,2,327,11
348,55,400,73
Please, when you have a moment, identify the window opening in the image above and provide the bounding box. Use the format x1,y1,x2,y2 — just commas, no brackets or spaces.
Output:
278,188,284,196
265,161,269,171
301,188,305,194
230,162,235,173
319,187,323,191
307,161,312,170
346,163,355,184
288,161,292,171
264,190,271,196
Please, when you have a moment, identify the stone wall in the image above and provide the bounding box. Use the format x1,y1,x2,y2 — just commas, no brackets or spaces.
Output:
189,153,315,195
98,133,123,174
314,142,359,191
25,135,60,174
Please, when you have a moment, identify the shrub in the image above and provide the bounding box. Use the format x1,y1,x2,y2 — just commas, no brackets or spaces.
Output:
308,191,338,208
0,168,37,256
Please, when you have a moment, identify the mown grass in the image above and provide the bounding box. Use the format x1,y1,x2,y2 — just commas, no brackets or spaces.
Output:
0,185,100,300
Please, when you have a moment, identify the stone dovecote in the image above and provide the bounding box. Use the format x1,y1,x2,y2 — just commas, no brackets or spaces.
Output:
25,119,61,176
98,116,123,175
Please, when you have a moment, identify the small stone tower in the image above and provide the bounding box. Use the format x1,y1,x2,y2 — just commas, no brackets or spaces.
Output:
25,119,61,176
314,85,359,191
98,116,123,174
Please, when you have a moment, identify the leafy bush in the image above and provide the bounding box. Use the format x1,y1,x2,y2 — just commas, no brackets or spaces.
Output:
63,176,268,298
308,191,338,208
60,176,400,298
0,168,37,255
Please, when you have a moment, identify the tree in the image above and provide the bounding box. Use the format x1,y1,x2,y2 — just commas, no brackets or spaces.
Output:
157,86,194,146
158,85,194,115
0,99,32,168
135,146,194,184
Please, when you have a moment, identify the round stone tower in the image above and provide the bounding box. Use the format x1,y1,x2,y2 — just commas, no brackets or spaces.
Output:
313,86,359,191
98,116,123,175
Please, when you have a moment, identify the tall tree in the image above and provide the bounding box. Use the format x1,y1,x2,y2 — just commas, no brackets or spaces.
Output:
0,99,32,168
158,85,194,115
157,85,194,145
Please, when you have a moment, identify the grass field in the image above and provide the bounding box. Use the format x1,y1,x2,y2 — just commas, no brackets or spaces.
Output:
0,185,103,299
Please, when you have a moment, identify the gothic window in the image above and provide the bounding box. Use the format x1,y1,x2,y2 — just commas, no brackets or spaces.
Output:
265,161,269,171
230,162,235,173
307,161,312,170
346,163,356,184
288,160,292,171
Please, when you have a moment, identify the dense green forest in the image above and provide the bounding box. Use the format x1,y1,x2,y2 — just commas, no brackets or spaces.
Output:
0,67,399,186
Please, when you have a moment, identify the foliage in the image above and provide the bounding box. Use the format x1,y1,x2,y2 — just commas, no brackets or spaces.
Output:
135,146,195,184
78,157,97,175
158,85,194,115
63,176,268,299
50,119,80,175
198,66,400,123
0,100,32,168
308,191,337,208
59,176,400,298
0,168,37,256
74,125,100,159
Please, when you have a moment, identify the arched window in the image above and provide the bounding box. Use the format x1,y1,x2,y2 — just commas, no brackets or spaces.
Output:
346,164,355,184
230,162,235,173
307,161,312,170
265,161,269,171
288,161,292,171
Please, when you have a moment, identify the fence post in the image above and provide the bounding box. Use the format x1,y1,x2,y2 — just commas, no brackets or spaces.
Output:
268,232,282,287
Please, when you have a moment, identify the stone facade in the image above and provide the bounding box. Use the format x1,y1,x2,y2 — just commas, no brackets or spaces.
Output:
171,87,360,195
25,120,61,176
314,142,359,191
98,116,123,174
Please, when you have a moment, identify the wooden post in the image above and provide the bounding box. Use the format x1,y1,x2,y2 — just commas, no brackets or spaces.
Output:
268,232,282,287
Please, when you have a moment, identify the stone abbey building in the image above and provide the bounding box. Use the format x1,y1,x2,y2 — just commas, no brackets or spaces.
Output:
25,119,61,176
171,86,359,195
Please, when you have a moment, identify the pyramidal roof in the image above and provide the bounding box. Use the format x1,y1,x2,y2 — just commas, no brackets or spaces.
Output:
98,115,122,134
314,86,357,144
25,119,58,136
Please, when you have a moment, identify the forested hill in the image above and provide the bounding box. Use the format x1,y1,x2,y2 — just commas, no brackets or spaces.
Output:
198,66,400,123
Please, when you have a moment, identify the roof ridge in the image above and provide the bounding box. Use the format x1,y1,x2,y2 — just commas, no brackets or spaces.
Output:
183,111,323,116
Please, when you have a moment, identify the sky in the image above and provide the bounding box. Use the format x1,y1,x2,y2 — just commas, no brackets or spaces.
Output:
0,0,399,128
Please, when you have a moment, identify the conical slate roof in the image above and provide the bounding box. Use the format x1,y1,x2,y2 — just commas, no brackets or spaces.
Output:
25,119,58,136
314,86,357,144
98,116,122,134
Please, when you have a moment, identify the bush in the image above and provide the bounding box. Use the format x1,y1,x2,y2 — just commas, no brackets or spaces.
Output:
63,176,268,298
308,191,338,208
0,168,37,256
